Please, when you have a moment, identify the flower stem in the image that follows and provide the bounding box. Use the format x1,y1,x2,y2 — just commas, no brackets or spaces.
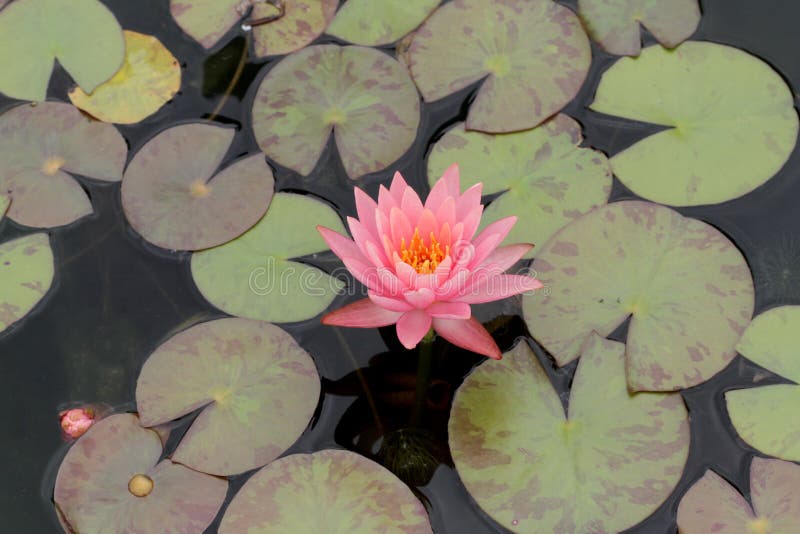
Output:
410,329,436,427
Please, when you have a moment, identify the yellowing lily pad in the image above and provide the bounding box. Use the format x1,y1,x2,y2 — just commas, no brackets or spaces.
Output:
191,193,345,323
0,102,127,228
219,449,432,533
427,115,612,257
326,0,440,46
0,0,124,101
252,44,420,179
591,42,799,206
68,31,181,125
522,201,754,392
407,0,591,133
0,194,8,220
0,233,54,335
122,123,274,251
449,334,689,532
677,458,800,533
136,318,320,476
578,0,700,56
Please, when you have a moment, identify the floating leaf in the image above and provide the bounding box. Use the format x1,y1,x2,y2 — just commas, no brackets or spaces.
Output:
449,334,689,532
0,0,124,101
0,233,54,335
252,44,420,179
0,194,8,220
427,115,611,257
136,318,321,476
122,123,274,251
734,306,800,383
407,0,591,133
68,31,181,125
191,193,345,323
219,449,432,533
677,458,800,533
170,0,337,56
591,42,799,206
54,413,227,533
578,0,700,56
326,0,440,46
0,102,127,228
522,201,754,391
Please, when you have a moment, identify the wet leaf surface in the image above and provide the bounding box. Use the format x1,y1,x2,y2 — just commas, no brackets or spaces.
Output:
326,0,440,46
0,233,54,335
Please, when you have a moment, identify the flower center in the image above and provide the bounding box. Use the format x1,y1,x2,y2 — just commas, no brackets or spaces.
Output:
41,156,66,176
400,228,449,274
128,474,154,497
748,518,770,534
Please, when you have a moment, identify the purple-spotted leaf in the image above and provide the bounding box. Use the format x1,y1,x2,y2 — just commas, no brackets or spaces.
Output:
427,115,612,258
0,233,54,335
54,413,227,533
449,334,689,532
326,0,440,46
523,201,754,391
136,318,320,476
252,44,420,179
407,0,591,133
677,458,800,533
122,123,274,251
220,449,432,533
0,102,127,228
578,0,700,56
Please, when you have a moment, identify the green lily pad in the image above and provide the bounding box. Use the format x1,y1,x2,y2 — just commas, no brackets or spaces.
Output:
0,233,54,335
0,102,127,228
191,193,345,323
407,0,591,133
677,458,800,533
326,0,440,46
0,0,124,101
170,0,337,56
578,0,700,56
725,306,800,462
252,44,420,179
219,449,432,533
522,201,754,392
136,318,321,476
122,123,274,251
591,42,799,206
54,413,227,533
0,194,8,220
449,334,689,532
427,115,612,257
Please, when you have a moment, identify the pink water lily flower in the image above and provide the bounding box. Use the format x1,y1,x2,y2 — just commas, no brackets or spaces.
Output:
318,164,543,359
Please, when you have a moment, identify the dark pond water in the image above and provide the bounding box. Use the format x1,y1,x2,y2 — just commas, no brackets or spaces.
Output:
2,0,800,532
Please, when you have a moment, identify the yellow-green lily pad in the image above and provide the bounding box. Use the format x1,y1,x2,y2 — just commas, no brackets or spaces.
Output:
449,334,689,532
0,194,8,221
326,0,440,46
0,233,54,335
591,42,799,206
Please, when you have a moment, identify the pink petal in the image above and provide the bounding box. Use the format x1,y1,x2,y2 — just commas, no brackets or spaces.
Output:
469,216,518,268
426,301,471,319
378,185,398,213
318,226,366,264
389,171,409,203
400,186,424,225
348,217,387,267
456,183,483,220
460,204,484,242
432,317,501,359
476,243,534,274
425,163,460,212
390,206,414,250
403,288,436,309
416,208,438,241
394,260,417,289
322,299,402,328
353,187,379,238
369,290,413,312
435,197,456,232
396,310,433,349
454,274,544,304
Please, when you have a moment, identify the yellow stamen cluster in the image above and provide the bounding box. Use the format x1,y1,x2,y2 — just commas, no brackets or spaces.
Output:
400,228,449,274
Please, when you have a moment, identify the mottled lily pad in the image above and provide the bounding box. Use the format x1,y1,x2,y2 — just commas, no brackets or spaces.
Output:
122,123,274,251
220,449,432,533
326,0,440,46
726,306,800,461
522,201,754,392
578,0,700,56
0,233,54,335
68,31,181,125
591,42,799,206
427,115,612,257
191,193,345,323
407,0,591,133
0,102,127,228
677,458,800,533
449,334,689,532
0,0,124,101
252,44,420,179
170,0,337,57
136,318,321,476
54,413,227,533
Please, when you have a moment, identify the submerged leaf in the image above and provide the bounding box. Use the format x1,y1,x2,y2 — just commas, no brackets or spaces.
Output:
0,233,54,335
522,201,754,391
591,42,798,206
0,0,124,101
449,334,689,532
219,449,432,532
252,44,420,179
407,0,591,133
326,0,440,46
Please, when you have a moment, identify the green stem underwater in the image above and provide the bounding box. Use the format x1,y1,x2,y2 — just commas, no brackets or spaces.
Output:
410,329,436,427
